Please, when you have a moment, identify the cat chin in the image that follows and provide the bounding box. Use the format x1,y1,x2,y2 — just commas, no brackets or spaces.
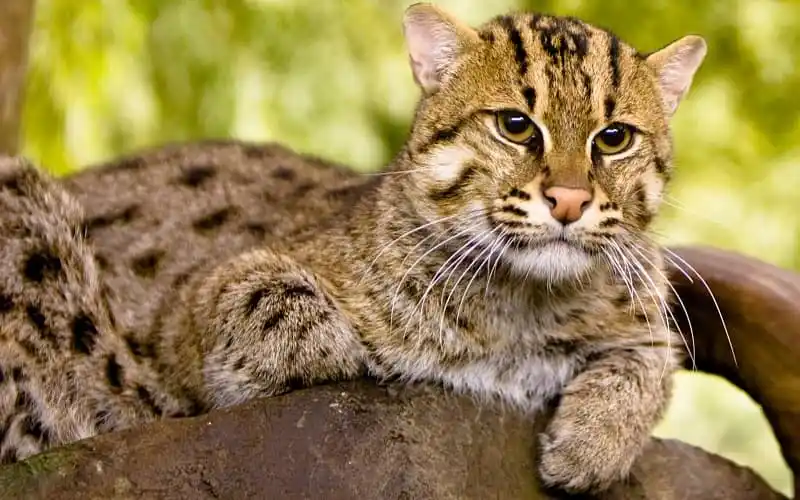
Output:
503,241,595,283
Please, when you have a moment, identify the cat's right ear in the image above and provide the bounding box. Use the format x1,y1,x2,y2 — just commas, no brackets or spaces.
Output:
403,3,478,94
646,35,707,117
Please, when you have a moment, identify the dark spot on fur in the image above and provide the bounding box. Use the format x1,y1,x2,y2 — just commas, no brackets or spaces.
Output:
20,414,48,442
272,166,295,180
169,261,205,290
325,181,377,204
430,125,460,145
479,31,495,43
93,409,111,426
604,96,616,119
106,355,124,393
318,346,331,360
244,221,267,238
233,357,245,371
283,282,317,299
0,367,5,384
72,314,99,355
634,182,653,226
85,205,140,233
193,208,235,233
136,386,163,416
94,253,110,270
613,292,631,307
546,338,582,357
11,367,26,381
428,164,478,202
18,339,42,359
178,165,217,187
109,156,146,171
0,294,13,313
654,157,668,174
15,390,33,410
23,250,63,283
263,312,284,333
508,188,531,201
609,35,621,88
536,17,590,67
0,449,17,465
131,249,166,278
599,218,620,228
126,335,156,358
501,220,531,228
522,87,536,111
415,113,475,156
501,205,528,217
284,376,306,392
0,172,25,196
291,182,316,199
242,145,268,158
185,394,205,416
247,288,268,315
26,305,56,345
498,16,528,77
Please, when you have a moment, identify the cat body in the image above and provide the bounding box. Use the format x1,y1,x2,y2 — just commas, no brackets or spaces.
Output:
0,4,705,493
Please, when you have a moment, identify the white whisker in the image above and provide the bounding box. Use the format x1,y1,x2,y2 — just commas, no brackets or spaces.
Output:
358,212,463,285
628,242,697,369
388,217,486,330
662,246,737,367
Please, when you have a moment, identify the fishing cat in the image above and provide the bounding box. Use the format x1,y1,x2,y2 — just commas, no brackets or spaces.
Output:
0,3,705,493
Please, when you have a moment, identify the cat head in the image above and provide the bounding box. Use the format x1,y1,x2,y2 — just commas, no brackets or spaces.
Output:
399,4,705,282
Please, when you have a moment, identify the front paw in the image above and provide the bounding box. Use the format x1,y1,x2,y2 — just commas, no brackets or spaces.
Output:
538,413,638,494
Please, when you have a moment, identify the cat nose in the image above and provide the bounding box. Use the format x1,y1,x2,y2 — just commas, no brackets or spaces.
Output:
541,186,593,224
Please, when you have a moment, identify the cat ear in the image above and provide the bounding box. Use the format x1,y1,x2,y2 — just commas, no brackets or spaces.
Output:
646,35,707,117
403,3,478,94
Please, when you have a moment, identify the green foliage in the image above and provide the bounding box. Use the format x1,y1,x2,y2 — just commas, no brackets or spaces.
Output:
22,0,798,494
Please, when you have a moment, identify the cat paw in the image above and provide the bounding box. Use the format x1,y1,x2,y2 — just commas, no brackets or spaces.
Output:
537,416,637,494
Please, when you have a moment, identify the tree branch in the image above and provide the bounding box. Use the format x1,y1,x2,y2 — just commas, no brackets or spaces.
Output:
0,0,35,155
0,245,795,499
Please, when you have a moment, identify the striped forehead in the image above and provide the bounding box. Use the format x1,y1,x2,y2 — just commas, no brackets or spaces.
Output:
479,14,629,146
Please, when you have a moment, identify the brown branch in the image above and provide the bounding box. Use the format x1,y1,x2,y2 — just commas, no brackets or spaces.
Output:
0,245,794,499
0,0,35,155
0,380,785,500
669,246,800,499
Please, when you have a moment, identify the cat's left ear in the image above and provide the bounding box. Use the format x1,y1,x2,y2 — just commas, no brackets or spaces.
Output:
403,3,479,94
646,36,707,117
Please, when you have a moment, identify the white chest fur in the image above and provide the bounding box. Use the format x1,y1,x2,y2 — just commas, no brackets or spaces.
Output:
434,350,577,413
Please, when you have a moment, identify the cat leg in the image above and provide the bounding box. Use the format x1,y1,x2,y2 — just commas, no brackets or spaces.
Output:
173,249,367,409
0,157,178,463
537,344,675,493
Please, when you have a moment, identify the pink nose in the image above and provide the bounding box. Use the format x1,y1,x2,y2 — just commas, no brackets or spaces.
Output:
542,186,593,224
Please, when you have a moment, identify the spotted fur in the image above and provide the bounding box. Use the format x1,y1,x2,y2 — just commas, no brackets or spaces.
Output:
0,5,705,494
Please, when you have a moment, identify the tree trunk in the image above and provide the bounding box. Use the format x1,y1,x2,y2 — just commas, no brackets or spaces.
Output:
0,0,35,155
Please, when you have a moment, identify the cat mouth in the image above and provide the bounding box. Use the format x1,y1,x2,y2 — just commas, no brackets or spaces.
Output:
500,230,576,248
496,231,602,256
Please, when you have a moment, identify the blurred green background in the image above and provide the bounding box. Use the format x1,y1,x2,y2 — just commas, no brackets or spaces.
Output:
21,0,797,494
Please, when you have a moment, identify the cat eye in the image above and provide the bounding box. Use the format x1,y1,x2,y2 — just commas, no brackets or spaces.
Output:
496,110,538,144
593,123,634,155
